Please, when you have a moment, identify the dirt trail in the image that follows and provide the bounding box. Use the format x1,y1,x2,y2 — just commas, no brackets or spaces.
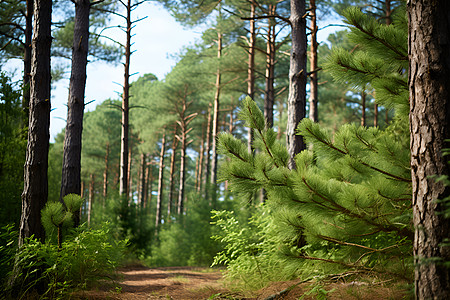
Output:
74,265,409,300
76,265,241,299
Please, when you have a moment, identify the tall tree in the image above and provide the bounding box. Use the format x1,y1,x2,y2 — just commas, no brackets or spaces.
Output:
286,0,307,169
308,0,318,122
408,0,450,298
59,0,91,226
19,0,52,245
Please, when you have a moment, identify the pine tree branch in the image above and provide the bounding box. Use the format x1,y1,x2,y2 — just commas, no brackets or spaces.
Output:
301,177,412,239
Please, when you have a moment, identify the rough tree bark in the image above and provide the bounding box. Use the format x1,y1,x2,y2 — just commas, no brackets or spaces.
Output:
19,0,52,246
247,0,256,151
286,0,307,170
60,0,91,226
264,4,276,128
408,0,450,298
308,0,318,123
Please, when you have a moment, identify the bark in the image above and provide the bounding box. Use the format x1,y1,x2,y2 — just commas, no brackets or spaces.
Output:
87,173,94,227
264,4,276,128
247,0,256,151
60,0,91,227
308,0,318,123
22,0,33,128
210,31,222,208
19,0,52,246
155,131,166,230
361,91,366,127
119,0,132,198
127,145,132,200
103,142,109,200
168,133,178,218
286,0,307,170
138,153,146,210
408,1,450,298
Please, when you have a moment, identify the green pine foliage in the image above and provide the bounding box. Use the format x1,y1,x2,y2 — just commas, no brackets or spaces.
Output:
215,5,412,284
0,72,26,228
2,193,128,299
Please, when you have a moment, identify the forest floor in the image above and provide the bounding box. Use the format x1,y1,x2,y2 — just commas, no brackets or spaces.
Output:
73,264,410,299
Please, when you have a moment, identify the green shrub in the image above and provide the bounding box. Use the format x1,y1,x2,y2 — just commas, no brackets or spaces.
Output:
7,222,127,299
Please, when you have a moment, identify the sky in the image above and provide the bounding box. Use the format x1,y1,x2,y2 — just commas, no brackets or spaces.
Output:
4,2,344,143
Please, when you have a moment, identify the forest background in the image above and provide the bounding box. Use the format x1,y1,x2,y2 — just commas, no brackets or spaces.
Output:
0,0,449,299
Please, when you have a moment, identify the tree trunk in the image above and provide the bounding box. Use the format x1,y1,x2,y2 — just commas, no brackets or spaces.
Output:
138,153,146,209
203,103,212,197
210,31,222,208
168,133,178,218
286,0,307,170
361,91,366,127
87,173,94,227
19,0,52,246
103,142,109,200
177,132,187,216
408,1,450,298
247,0,256,150
196,126,205,193
22,0,33,128
155,131,166,231
264,4,276,128
59,0,90,227
308,0,318,123
144,161,152,209
119,0,132,198
127,145,132,200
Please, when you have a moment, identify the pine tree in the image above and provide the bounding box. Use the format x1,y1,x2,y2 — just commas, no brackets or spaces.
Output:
218,6,412,279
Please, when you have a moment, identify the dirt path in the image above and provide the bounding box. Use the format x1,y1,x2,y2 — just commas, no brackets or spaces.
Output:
74,265,409,300
75,265,242,300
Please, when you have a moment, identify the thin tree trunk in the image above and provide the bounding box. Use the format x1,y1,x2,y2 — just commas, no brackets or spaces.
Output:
210,31,222,208
19,0,52,246
196,126,205,193
361,91,366,127
127,145,132,201
155,130,166,231
308,0,318,123
87,173,94,227
264,4,276,128
408,1,450,298
103,142,109,200
287,0,307,170
168,133,178,218
22,0,33,129
144,161,152,209
203,103,212,197
247,0,256,151
177,132,187,216
119,0,132,198
138,153,146,209
59,0,90,227
277,99,284,140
